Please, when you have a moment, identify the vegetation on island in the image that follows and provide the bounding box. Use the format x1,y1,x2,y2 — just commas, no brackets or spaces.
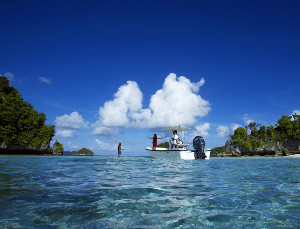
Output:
71,148,94,156
211,146,226,156
157,142,169,148
212,114,300,156
52,140,64,155
233,114,299,149
0,76,55,150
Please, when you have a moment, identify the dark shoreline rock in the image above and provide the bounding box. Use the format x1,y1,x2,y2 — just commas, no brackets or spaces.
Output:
0,148,52,155
0,141,52,155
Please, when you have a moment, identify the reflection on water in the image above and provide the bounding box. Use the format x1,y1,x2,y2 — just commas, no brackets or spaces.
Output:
0,156,299,228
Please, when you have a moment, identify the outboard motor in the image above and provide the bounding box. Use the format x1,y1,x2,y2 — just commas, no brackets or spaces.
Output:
193,136,206,159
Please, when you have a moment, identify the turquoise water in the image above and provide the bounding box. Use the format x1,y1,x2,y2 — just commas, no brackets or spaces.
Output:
0,156,299,228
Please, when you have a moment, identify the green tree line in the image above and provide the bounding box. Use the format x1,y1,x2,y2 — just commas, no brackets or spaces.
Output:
0,76,55,148
71,148,94,155
211,146,226,156
232,114,300,150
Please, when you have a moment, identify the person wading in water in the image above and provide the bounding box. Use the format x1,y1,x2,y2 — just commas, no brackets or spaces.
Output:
118,143,124,157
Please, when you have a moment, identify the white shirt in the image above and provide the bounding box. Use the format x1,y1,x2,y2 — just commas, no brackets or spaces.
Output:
173,134,178,145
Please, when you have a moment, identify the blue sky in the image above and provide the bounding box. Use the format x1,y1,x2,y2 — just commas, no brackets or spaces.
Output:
1,0,299,155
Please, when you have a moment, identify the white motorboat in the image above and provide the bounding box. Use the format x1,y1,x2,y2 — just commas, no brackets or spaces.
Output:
146,126,211,160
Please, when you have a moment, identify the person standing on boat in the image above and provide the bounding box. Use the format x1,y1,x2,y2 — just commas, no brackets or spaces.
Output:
146,134,163,150
118,143,124,157
172,130,179,148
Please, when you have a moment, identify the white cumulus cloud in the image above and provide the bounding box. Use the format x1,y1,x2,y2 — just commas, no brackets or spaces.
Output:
216,125,230,138
38,76,52,84
55,129,76,138
243,114,254,125
190,123,210,138
55,111,89,138
99,81,143,127
292,110,300,115
143,74,210,127
93,73,211,132
231,123,242,132
92,124,117,136
55,111,89,129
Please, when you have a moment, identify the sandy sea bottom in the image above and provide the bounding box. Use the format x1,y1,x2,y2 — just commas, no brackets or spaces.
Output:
0,155,299,228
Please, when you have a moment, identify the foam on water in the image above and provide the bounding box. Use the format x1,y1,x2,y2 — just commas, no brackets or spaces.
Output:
0,156,299,228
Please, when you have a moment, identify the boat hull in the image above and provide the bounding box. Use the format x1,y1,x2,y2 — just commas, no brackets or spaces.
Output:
146,147,211,160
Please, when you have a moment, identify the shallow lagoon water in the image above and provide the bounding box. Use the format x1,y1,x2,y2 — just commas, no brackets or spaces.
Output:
0,155,299,228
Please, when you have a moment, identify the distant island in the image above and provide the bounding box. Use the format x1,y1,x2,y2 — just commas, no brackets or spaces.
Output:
211,114,300,157
0,76,55,155
71,148,94,156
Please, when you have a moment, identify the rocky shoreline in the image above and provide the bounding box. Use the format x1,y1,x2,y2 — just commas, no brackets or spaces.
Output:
0,141,53,155
212,138,300,157
0,148,52,155
212,151,300,157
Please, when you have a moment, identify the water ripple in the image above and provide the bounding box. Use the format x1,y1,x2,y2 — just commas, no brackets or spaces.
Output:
0,156,299,228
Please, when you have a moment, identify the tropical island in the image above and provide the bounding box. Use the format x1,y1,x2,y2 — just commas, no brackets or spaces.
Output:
71,148,94,156
211,114,300,157
0,76,55,155
157,115,300,157
0,76,96,156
